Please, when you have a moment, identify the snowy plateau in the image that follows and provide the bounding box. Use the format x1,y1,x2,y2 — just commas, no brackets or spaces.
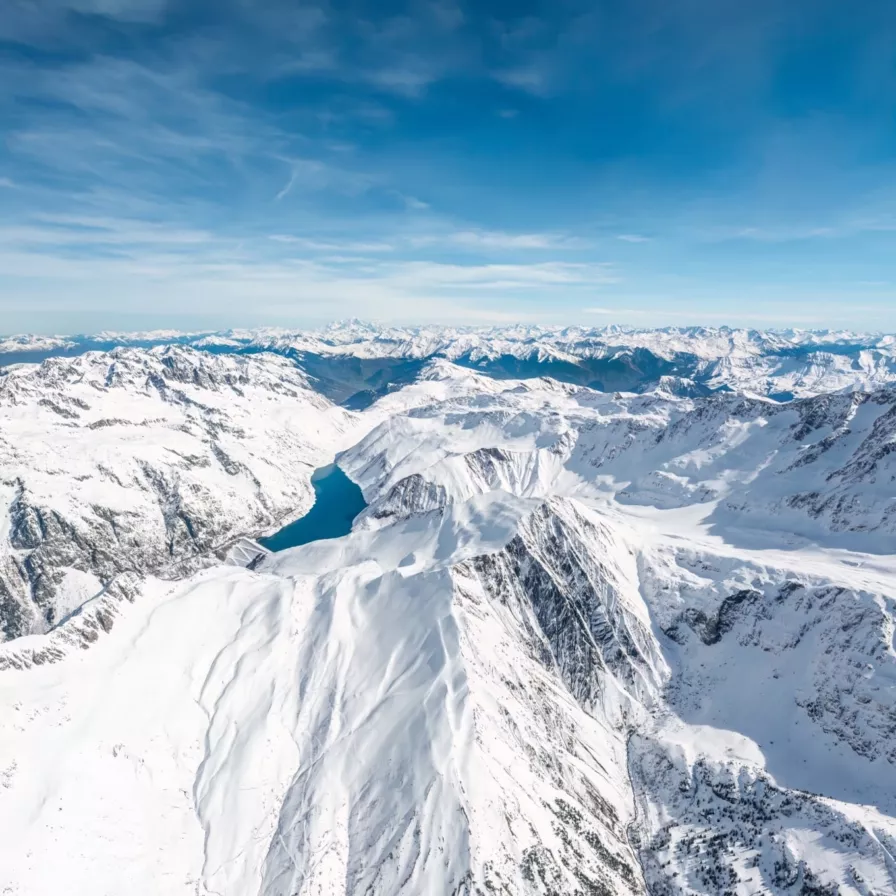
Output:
0,323,895,896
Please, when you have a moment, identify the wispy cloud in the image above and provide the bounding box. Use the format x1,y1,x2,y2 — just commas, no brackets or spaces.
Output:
411,229,588,250
494,66,551,96
401,194,430,210
273,157,364,201
363,67,437,97
728,225,839,242
385,260,616,289
451,230,585,249
0,212,617,325
689,217,896,244
2,0,896,332
269,235,394,252
266,227,592,254
0,217,214,248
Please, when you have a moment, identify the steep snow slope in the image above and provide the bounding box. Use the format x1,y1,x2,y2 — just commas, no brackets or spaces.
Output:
0,494,651,896
0,346,356,641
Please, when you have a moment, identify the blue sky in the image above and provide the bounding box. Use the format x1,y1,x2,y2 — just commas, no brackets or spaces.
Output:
1,0,895,333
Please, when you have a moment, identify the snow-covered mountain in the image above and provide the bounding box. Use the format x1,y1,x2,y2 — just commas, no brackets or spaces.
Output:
189,323,896,402
0,330,894,895
344,372,896,547
5,323,896,402
0,346,356,641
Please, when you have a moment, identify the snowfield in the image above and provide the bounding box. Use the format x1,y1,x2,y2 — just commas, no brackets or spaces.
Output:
0,325,895,895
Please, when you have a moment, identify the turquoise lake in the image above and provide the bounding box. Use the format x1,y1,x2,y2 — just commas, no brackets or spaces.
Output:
258,464,367,551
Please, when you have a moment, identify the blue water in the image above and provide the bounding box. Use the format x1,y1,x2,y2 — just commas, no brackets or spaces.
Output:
258,464,367,551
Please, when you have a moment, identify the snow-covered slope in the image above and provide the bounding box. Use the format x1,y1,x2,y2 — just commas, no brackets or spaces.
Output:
0,494,653,895
0,346,356,641
1,331,895,895
341,370,896,547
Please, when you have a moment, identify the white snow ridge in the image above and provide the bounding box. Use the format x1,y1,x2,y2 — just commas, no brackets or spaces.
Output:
0,325,895,896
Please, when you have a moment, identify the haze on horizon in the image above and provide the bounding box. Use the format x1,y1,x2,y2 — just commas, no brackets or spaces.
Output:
1,0,895,333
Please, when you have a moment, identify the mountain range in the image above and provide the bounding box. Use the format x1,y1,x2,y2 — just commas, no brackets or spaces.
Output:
0,324,894,895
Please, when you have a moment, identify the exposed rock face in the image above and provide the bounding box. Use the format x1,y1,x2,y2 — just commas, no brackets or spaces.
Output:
0,572,142,671
457,499,664,715
629,735,896,896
